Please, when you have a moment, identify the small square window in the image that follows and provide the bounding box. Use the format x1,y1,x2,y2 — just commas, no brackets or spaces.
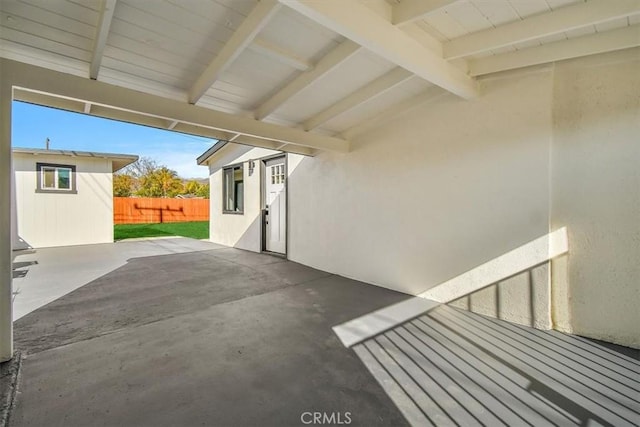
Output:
36,163,77,194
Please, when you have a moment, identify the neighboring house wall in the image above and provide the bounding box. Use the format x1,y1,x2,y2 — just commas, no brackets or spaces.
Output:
13,153,114,248
10,160,23,250
208,146,281,252
287,49,639,348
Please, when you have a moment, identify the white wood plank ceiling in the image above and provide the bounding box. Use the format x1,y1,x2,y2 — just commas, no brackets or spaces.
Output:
1,0,638,154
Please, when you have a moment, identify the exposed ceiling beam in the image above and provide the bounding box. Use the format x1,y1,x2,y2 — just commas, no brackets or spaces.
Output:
280,0,478,99
188,0,281,104
392,0,458,26
14,89,86,114
230,134,315,156
445,0,640,60
304,68,413,131
167,120,178,130
341,86,445,140
89,0,117,79
83,102,92,114
249,37,312,71
4,58,349,153
470,25,640,76
173,123,236,141
182,125,315,156
254,40,360,120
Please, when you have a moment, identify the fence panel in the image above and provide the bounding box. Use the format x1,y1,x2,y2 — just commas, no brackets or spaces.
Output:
114,197,210,224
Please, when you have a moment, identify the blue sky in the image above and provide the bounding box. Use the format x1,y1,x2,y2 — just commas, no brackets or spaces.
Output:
11,101,216,178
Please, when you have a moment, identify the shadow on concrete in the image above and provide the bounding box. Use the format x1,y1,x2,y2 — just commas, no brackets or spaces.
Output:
11,238,224,321
353,305,640,427
11,248,414,426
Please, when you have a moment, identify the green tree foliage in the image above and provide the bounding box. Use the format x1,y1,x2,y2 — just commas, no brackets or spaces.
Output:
181,180,210,199
196,183,210,198
137,167,183,198
113,174,136,197
113,156,210,199
183,179,202,195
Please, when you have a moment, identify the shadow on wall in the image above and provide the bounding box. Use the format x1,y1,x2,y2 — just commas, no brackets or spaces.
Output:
12,161,114,214
354,304,639,427
84,172,113,212
224,157,294,253
234,214,262,252
13,159,115,247
449,262,552,329
232,189,286,253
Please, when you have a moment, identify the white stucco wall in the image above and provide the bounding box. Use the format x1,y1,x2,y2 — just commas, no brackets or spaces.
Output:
287,69,555,329
550,50,640,348
285,49,639,347
208,146,281,251
13,152,114,248
206,50,639,347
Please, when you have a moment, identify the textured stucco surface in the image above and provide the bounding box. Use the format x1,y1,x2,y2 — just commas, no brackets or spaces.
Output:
550,50,640,347
205,49,640,347
288,70,554,329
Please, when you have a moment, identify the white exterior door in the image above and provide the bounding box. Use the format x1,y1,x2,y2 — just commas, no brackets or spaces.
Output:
265,157,286,254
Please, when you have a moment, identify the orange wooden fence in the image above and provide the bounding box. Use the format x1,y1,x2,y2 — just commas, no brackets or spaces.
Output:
114,197,210,224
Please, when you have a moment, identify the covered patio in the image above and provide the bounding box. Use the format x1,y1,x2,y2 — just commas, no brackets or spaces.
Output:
1,0,639,425
7,239,639,426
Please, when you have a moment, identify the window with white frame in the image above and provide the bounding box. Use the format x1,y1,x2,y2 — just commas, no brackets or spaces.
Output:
36,163,77,193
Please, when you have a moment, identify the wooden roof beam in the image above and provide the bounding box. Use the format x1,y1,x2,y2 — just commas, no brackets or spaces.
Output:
445,0,640,59
470,26,640,76
189,0,281,104
89,0,117,79
280,0,478,99
254,40,361,120
392,0,458,26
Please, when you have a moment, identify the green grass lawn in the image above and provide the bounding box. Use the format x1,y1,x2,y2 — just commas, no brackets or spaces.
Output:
114,221,209,241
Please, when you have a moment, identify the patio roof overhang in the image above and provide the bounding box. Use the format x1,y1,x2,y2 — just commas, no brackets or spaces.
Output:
2,59,340,157
0,1,634,158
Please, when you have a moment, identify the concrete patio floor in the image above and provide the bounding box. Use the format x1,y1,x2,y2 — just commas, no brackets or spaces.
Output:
10,238,411,426
11,237,221,320
7,238,639,426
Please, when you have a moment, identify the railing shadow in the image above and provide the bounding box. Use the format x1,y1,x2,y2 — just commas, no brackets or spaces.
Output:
353,305,639,427
12,260,38,279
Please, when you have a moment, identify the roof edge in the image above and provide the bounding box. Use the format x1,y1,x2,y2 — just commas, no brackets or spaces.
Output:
196,141,229,165
13,147,139,161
